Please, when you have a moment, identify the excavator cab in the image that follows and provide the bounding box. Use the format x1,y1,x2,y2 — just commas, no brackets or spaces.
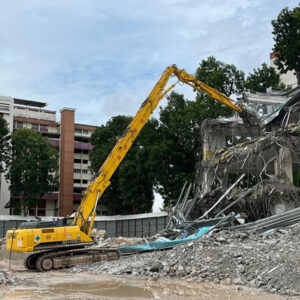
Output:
19,217,74,229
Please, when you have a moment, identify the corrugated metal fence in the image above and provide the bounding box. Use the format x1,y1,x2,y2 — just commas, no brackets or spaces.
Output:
0,212,168,238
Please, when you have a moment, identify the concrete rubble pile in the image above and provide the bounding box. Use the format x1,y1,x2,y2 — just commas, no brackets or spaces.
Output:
72,223,300,296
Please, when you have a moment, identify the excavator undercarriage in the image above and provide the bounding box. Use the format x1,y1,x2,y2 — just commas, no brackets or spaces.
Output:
24,246,120,271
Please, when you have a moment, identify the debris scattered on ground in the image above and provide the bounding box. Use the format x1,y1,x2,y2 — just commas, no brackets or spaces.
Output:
0,271,26,286
71,223,300,296
95,236,144,248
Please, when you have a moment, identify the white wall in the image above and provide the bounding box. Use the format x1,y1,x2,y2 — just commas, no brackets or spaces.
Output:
270,58,298,89
0,96,13,215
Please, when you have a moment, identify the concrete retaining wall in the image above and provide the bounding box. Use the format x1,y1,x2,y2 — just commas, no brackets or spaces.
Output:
0,212,168,238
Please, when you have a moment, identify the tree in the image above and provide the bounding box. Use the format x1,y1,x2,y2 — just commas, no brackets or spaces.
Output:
90,115,159,215
0,115,10,174
6,129,58,215
153,92,199,205
195,56,245,117
154,57,246,205
272,5,300,85
245,63,285,92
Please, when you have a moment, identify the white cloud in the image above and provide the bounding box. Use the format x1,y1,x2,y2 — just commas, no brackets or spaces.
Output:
0,0,298,125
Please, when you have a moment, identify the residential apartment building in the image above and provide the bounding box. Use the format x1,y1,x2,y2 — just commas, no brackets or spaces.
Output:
270,51,298,89
0,95,106,217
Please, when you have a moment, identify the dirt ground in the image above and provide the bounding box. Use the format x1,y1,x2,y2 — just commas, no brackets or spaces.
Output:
1,270,300,300
0,252,299,300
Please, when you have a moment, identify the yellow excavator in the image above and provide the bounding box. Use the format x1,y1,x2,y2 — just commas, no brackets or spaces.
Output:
6,65,258,271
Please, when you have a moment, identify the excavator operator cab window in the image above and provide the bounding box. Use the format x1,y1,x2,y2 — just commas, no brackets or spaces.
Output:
62,217,74,226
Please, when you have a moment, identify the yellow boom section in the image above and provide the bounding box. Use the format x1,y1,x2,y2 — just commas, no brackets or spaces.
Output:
171,65,243,114
72,66,175,234
72,65,244,235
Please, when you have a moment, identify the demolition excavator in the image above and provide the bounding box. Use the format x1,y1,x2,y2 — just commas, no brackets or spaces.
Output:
6,65,258,271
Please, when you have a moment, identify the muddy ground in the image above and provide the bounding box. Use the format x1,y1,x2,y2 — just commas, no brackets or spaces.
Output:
1,269,299,300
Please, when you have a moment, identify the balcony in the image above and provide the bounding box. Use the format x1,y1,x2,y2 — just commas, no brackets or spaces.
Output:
74,141,93,150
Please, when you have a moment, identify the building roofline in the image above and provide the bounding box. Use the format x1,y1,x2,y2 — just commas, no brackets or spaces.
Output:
60,107,76,112
14,98,47,108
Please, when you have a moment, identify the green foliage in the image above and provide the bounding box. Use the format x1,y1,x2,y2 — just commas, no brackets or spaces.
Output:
6,129,58,215
195,56,245,119
90,116,159,215
196,56,245,97
155,57,246,205
245,63,285,92
0,115,10,173
153,92,198,205
272,5,300,84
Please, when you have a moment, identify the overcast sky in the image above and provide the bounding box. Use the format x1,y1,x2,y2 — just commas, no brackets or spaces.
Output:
0,0,298,125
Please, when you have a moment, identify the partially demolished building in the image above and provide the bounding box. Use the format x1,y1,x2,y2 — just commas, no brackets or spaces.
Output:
193,87,300,222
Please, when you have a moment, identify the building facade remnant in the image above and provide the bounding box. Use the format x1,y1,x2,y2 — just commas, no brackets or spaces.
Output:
196,87,300,221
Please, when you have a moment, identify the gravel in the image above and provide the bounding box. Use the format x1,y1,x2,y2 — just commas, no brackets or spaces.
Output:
71,224,300,296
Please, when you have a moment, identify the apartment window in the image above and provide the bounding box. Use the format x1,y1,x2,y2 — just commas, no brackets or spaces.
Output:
32,124,39,131
16,121,23,129
74,159,81,163
82,159,88,164
75,129,82,134
74,169,81,174
73,179,81,184
82,169,88,174
40,124,48,133
82,129,88,134
82,180,88,184
74,149,82,154
82,150,88,154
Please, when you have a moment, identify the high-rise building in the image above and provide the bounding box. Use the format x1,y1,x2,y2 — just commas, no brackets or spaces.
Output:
0,96,107,216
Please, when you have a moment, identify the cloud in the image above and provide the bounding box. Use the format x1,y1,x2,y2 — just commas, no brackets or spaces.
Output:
0,0,298,125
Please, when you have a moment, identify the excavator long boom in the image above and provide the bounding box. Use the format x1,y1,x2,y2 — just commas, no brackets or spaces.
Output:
73,65,258,234
72,66,175,233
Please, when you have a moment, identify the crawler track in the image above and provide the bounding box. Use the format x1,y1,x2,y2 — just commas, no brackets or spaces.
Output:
24,247,121,271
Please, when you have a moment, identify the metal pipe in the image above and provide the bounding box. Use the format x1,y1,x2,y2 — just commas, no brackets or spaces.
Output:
200,174,245,219
215,182,261,217
166,181,187,230
185,189,201,220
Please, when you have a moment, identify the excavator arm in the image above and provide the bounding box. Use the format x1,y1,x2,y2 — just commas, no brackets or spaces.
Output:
72,66,176,234
72,65,258,235
171,66,243,114
171,66,258,127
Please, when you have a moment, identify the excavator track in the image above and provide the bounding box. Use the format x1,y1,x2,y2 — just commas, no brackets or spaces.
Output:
24,247,120,271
